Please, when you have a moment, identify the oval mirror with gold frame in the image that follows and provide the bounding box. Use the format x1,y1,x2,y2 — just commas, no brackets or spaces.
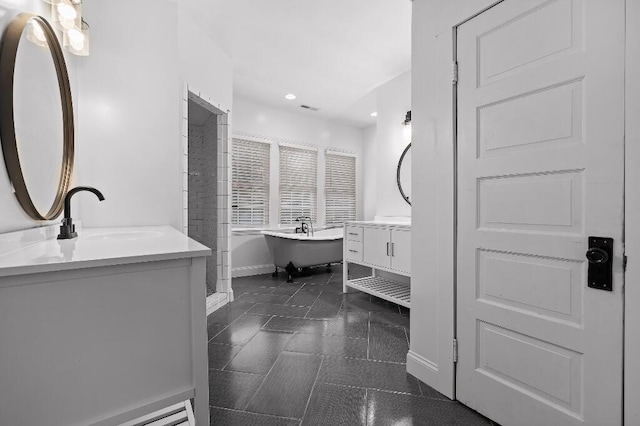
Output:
0,13,74,220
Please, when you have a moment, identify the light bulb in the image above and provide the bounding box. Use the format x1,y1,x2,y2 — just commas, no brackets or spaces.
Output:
31,21,46,42
67,28,85,50
27,19,48,48
57,3,77,20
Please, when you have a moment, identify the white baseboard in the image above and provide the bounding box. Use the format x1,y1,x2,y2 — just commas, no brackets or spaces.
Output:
406,350,440,389
232,264,274,278
206,292,229,315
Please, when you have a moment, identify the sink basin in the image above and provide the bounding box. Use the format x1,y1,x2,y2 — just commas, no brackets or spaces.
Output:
83,230,164,242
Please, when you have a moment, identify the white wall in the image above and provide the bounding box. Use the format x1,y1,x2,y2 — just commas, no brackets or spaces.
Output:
0,0,79,233
74,0,233,230
74,0,180,229
178,6,233,111
362,124,377,220
231,95,364,276
409,0,503,399
0,0,234,235
374,71,411,219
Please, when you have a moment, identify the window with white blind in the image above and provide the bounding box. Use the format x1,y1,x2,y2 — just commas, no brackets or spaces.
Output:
325,152,356,225
279,144,318,224
232,138,270,226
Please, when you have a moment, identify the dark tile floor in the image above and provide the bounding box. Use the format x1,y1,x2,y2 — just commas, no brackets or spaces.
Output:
206,264,497,426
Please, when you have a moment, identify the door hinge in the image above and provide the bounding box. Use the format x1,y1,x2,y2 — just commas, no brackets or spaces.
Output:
452,61,458,85
624,254,628,271
453,338,458,363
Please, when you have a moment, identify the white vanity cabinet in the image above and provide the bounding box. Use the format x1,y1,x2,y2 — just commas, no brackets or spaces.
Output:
343,221,411,308
0,226,211,426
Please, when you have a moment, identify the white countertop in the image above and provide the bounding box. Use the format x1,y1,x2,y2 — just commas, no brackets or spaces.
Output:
346,220,411,226
0,225,211,278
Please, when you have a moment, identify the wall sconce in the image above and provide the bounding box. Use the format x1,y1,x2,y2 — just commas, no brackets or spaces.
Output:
51,0,81,31
402,110,412,142
43,0,90,56
63,19,89,56
403,110,412,126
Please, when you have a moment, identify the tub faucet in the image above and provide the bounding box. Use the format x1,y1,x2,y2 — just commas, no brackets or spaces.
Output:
57,186,105,240
295,216,313,236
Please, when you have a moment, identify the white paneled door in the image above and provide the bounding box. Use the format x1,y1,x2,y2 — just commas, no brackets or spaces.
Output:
456,1,625,425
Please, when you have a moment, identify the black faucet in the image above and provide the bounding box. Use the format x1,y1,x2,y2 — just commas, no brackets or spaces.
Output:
57,186,105,240
295,216,313,236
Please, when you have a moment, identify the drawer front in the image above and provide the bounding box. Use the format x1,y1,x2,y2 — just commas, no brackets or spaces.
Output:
345,240,363,262
345,226,363,242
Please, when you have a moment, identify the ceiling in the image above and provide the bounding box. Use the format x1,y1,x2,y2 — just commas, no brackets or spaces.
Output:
181,0,412,128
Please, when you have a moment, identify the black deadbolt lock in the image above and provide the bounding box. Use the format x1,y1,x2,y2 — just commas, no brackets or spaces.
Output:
586,237,613,291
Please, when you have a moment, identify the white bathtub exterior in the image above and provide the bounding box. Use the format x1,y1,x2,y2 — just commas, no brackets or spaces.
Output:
261,228,343,269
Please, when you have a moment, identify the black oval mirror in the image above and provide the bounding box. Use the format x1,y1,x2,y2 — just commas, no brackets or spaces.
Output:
397,143,411,205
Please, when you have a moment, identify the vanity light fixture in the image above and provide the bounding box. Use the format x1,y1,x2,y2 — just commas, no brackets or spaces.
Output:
403,110,411,126
63,19,89,56
285,93,296,100
45,0,90,56
370,112,378,117
51,0,81,31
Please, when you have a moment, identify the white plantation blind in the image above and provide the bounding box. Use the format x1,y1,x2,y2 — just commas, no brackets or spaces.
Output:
325,152,356,225
232,138,270,225
279,145,317,224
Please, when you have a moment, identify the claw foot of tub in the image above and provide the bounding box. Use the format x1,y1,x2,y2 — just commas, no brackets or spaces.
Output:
285,261,296,283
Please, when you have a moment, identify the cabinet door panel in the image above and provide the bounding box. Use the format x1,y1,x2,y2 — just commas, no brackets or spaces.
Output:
390,229,411,275
362,227,390,269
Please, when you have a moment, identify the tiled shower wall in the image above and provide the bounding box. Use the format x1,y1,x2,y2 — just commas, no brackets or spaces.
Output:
188,114,218,296
182,85,233,306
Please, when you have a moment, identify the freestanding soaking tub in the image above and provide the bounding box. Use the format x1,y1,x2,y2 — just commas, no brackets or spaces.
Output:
261,228,343,282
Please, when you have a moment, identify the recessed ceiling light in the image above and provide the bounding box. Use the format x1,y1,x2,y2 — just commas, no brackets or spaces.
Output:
370,112,378,117
285,94,296,100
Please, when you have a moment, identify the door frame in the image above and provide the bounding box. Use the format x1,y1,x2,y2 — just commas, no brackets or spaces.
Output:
181,83,234,313
624,1,640,424
408,0,504,400
409,2,636,422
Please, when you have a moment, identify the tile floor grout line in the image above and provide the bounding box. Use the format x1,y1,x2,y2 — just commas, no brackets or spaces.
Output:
209,405,301,422
366,311,372,360
284,284,305,305
208,367,264,377
302,293,322,319
261,314,277,330
402,325,410,347
324,354,408,365
298,355,325,424
219,321,274,371
364,388,369,425
241,349,287,412
207,322,233,343
311,380,446,401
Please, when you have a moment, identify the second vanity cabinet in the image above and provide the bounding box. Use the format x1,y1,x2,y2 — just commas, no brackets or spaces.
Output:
360,226,411,275
343,221,411,307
